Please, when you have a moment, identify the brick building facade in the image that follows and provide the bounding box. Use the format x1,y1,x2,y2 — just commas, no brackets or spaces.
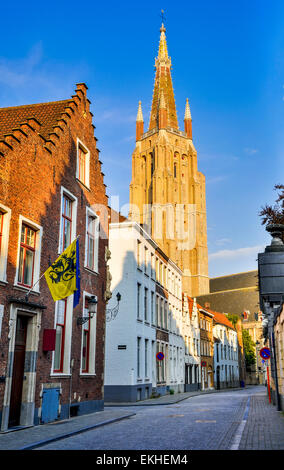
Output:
198,306,214,390
0,83,109,431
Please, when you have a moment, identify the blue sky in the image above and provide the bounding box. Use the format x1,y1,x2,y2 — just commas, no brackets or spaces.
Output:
1,0,283,277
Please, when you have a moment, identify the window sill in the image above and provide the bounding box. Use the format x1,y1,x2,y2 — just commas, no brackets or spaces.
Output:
137,318,143,323
0,280,8,287
84,266,99,276
50,373,72,378
13,285,40,295
76,178,90,192
80,373,96,377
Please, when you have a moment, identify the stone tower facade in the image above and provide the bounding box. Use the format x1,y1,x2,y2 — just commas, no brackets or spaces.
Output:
129,24,209,297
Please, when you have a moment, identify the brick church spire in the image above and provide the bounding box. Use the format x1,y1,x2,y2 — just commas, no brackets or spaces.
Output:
149,23,179,131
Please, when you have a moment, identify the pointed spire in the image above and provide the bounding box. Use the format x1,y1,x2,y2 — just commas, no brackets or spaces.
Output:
158,23,169,61
184,98,192,139
136,100,143,122
136,100,144,141
149,24,179,131
184,98,191,120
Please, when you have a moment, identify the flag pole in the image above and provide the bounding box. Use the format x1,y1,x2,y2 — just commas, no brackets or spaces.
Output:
25,235,80,301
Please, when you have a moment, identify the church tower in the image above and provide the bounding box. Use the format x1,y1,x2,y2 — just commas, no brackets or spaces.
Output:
129,24,209,297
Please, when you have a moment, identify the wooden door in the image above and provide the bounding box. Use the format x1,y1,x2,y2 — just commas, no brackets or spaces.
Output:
9,316,28,427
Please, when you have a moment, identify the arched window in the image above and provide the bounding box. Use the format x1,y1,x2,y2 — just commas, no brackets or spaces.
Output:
174,162,177,178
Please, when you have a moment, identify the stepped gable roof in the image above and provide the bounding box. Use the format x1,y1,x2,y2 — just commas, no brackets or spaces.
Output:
0,99,71,141
197,302,235,330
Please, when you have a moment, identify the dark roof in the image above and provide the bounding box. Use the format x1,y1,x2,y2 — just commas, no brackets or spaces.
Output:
0,99,72,141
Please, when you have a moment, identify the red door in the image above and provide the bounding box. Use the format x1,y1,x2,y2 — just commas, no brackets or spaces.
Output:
9,316,28,427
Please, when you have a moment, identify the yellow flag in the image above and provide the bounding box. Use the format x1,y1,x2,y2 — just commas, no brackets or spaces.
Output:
44,239,77,301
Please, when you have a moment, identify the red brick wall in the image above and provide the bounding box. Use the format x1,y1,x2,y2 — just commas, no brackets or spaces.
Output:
0,83,108,415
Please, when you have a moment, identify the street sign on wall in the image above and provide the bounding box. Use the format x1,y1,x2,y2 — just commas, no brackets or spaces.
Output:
156,352,164,361
259,347,270,360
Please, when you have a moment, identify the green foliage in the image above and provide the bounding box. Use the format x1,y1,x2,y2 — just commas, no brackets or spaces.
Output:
226,314,239,327
242,329,256,368
259,184,284,240
169,389,175,395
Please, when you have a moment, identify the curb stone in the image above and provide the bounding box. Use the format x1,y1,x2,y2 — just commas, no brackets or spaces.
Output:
18,412,136,450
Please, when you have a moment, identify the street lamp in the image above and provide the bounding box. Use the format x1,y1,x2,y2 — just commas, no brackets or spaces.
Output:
77,296,98,325
258,223,284,410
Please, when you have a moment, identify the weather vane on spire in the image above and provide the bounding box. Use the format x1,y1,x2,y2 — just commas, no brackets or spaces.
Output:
160,9,166,24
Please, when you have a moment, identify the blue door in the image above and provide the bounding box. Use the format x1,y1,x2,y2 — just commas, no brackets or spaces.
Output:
41,388,60,423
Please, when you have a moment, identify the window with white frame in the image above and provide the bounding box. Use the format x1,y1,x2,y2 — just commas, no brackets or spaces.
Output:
144,246,148,273
81,293,97,375
137,240,142,269
59,188,77,253
85,208,99,272
18,224,36,287
16,217,42,291
54,299,67,373
151,291,155,324
137,283,141,319
145,339,149,377
144,287,148,322
137,337,141,378
77,139,90,188
0,205,11,282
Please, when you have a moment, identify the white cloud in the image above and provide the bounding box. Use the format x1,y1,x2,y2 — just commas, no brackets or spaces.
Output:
0,44,89,107
209,244,265,261
215,238,231,246
206,175,227,184
244,148,258,155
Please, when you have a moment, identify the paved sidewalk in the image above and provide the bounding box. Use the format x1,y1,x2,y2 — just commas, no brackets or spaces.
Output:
105,386,244,406
239,390,284,450
0,408,136,450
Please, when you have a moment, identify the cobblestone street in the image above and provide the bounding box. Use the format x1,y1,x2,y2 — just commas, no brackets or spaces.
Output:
33,386,284,451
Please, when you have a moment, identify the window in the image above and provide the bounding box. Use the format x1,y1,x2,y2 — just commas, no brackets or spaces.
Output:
151,291,155,324
85,209,99,272
77,140,90,188
151,253,155,279
60,194,72,252
164,302,168,329
137,240,142,268
145,339,149,377
144,287,148,321
0,212,4,254
80,292,97,375
174,162,177,178
160,298,164,328
18,224,36,287
144,246,148,273
137,283,141,319
0,205,11,282
82,299,90,373
54,299,67,372
156,295,159,326
137,337,141,378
